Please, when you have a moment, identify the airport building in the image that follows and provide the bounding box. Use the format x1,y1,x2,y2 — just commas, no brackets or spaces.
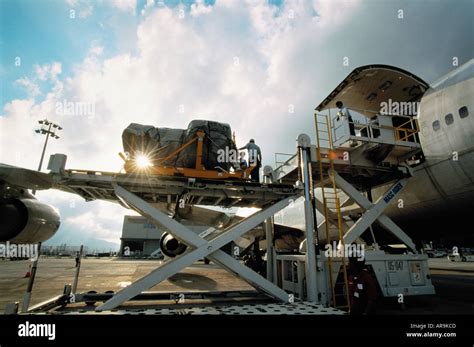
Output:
119,216,164,257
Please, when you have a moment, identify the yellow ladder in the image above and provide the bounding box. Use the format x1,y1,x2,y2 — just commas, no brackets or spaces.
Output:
314,112,351,311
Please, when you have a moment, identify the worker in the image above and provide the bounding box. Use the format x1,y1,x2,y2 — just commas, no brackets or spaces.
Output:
239,139,261,182
239,151,248,170
75,251,80,267
336,101,356,136
347,254,377,315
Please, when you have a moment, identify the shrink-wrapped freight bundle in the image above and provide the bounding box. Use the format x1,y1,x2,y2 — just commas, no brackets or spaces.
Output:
122,120,237,171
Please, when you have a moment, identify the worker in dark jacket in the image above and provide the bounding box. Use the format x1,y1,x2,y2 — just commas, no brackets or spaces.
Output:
75,251,80,267
347,255,377,315
239,139,261,182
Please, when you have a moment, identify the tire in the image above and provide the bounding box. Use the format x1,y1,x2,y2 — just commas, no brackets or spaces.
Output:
85,290,97,306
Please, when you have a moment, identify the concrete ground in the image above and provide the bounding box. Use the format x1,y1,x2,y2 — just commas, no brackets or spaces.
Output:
0,257,254,313
0,256,472,314
428,257,474,272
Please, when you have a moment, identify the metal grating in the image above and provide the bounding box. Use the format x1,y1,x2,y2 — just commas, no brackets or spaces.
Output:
60,302,345,315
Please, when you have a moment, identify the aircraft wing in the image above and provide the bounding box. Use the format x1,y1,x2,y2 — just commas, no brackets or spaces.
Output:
0,163,54,190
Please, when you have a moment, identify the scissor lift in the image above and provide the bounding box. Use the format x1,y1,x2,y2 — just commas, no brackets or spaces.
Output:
4,109,434,314
96,183,297,310
269,112,434,309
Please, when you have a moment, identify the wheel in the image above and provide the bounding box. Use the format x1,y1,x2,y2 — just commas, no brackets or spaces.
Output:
85,290,97,306
461,257,467,262
204,258,210,265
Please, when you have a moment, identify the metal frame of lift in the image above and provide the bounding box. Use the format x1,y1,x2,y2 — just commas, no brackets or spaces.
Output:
334,169,417,252
96,184,299,311
271,134,423,305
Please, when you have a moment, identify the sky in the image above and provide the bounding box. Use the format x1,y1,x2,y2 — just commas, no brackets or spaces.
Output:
0,0,472,249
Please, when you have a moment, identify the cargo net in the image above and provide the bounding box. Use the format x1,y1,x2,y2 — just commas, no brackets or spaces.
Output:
122,120,238,172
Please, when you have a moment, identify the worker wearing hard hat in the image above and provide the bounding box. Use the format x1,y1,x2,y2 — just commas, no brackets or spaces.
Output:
239,139,262,182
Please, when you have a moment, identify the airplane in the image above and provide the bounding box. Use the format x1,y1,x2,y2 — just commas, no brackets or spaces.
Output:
376,59,473,246
0,59,472,251
279,59,474,248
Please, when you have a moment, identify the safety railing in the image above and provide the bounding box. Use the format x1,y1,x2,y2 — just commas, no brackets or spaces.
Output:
323,110,420,147
274,152,296,168
394,118,420,143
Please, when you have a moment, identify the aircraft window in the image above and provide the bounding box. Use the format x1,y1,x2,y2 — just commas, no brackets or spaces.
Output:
432,120,440,131
445,113,454,125
459,106,469,119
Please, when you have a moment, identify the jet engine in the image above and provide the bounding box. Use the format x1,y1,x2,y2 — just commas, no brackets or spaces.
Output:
0,197,60,243
159,232,187,257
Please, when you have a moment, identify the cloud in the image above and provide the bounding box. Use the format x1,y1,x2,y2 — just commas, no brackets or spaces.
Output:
109,0,137,14
34,62,62,82
50,62,62,80
34,64,49,81
190,0,212,17
311,0,361,27
65,205,125,244
67,0,94,18
13,62,63,102
89,44,104,56
141,0,155,15
14,78,41,98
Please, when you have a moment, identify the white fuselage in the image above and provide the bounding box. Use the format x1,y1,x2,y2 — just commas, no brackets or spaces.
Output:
378,60,474,237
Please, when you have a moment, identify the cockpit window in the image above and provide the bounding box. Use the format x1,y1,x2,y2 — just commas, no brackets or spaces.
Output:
445,113,454,125
459,106,469,119
432,120,440,131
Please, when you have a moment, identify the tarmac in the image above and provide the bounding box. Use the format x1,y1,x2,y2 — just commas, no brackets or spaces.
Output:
0,257,254,313
0,256,472,314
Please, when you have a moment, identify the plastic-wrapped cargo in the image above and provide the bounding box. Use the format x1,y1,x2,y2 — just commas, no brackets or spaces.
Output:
122,120,237,170
122,123,185,167
176,120,237,171
122,123,155,155
152,128,186,166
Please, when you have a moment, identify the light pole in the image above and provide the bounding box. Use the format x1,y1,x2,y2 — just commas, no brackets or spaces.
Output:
33,119,62,194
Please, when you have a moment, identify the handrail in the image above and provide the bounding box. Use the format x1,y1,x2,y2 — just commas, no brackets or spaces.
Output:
394,118,419,143
274,152,295,168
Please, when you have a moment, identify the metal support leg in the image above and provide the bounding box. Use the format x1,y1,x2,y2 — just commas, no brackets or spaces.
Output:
97,184,297,311
299,142,318,302
265,218,274,283
263,165,278,284
21,242,42,313
72,245,83,294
